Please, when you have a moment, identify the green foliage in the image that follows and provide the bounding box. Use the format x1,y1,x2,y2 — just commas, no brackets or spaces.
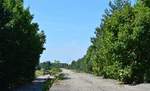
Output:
70,0,150,84
42,79,54,91
40,61,52,70
70,58,88,72
42,68,64,91
35,70,44,77
0,0,45,90
42,69,64,91
137,0,150,7
49,68,62,76
39,61,69,71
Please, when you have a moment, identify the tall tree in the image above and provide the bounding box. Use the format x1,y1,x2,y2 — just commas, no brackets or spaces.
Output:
0,0,46,90
70,0,150,84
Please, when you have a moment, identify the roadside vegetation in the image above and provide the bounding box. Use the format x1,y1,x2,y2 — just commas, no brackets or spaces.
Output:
1,0,150,90
35,70,44,77
70,0,150,84
42,79,54,91
0,0,45,90
42,72,65,91
38,61,67,91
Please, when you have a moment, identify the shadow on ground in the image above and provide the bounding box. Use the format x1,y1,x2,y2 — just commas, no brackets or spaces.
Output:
12,78,46,91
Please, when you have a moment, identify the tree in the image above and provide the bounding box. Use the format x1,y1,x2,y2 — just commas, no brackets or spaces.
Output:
138,0,150,7
70,0,150,84
0,0,45,90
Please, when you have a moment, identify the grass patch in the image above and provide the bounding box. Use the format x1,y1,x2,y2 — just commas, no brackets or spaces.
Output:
42,79,54,91
35,70,44,77
42,68,64,91
49,68,62,76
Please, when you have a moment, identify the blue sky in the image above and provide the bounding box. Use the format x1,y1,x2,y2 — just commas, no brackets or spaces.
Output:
24,0,134,63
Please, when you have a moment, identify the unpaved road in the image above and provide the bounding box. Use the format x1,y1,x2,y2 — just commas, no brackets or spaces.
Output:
13,75,51,91
50,69,150,91
13,79,44,91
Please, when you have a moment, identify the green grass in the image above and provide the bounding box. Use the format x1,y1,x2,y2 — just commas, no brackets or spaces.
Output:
35,70,44,77
42,79,54,91
42,68,64,91
49,68,62,76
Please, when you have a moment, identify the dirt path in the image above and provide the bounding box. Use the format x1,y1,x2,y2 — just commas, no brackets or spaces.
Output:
13,75,50,91
50,69,150,91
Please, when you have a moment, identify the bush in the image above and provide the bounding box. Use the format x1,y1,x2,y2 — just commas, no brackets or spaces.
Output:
49,68,62,76
0,0,45,90
70,0,150,84
42,79,54,91
35,70,44,77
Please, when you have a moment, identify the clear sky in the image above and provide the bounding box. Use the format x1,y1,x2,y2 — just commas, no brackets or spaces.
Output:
24,0,108,63
23,0,134,63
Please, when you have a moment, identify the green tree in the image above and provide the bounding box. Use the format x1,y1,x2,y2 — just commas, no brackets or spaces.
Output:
0,0,45,90
71,0,150,84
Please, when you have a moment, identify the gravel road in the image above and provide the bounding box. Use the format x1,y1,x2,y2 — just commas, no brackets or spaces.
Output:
13,75,51,91
50,69,150,91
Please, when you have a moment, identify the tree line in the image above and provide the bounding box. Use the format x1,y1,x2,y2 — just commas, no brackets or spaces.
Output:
38,61,69,71
70,0,150,84
0,0,45,90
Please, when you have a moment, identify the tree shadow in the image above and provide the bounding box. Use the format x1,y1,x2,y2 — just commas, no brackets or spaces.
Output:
12,78,49,91
59,73,71,80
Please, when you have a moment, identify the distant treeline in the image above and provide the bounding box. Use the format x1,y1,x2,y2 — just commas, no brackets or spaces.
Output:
70,0,150,84
38,61,69,70
0,0,45,90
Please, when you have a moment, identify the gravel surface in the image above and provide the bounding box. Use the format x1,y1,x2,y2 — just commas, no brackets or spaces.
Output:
50,69,150,91
13,75,50,91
